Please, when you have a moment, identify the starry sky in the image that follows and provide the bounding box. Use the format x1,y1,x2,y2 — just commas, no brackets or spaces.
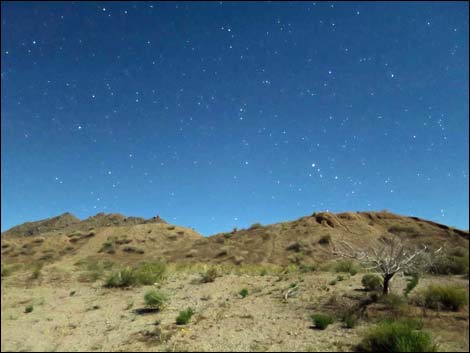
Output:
1,1,469,234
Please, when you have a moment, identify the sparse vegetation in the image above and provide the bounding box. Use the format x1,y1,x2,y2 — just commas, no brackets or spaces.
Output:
103,262,166,288
30,263,43,279
428,250,469,276
342,313,358,329
24,304,34,313
200,267,219,283
359,319,437,352
176,308,195,325
99,239,116,254
250,223,262,229
104,267,137,288
143,290,168,311
417,285,468,311
333,237,437,294
361,274,383,291
133,261,167,285
333,260,358,275
311,314,334,330
379,293,407,312
1,264,17,277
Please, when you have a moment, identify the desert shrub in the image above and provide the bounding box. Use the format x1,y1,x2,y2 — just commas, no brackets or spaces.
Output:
403,273,419,297
418,285,468,311
333,260,358,275
342,313,359,329
318,234,331,245
30,263,43,279
299,263,316,273
104,267,136,288
176,308,195,325
144,290,168,310
329,279,337,286
379,293,407,311
25,304,34,313
359,319,437,352
200,267,219,283
122,246,145,254
250,223,262,229
286,241,303,252
429,254,469,276
99,239,116,254
134,262,167,285
311,314,334,330
362,274,383,292
239,288,249,298
1,264,17,277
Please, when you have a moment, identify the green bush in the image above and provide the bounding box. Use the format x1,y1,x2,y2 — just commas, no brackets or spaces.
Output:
103,262,167,288
318,234,331,245
333,260,358,275
200,267,219,283
176,308,195,325
25,304,34,313
419,285,468,311
359,319,437,352
362,274,383,292
311,314,334,330
239,288,249,298
403,273,419,297
144,290,168,310
133,262,167,285
104,267,136,288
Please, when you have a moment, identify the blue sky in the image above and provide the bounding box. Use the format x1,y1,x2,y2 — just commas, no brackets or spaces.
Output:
1,1,468,234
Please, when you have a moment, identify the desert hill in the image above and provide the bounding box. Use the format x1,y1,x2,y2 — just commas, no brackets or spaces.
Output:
1,210,468,268
1,210,469,352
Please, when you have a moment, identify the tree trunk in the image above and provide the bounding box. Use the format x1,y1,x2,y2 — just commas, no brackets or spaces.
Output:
383,274,394,295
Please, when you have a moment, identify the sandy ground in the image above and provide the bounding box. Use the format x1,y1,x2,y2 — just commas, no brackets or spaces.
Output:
1,268,469,352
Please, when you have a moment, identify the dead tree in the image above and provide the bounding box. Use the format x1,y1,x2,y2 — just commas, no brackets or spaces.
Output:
332,236,440,295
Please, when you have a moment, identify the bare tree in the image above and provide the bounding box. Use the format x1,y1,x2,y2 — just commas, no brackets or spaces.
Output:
332,236,440,295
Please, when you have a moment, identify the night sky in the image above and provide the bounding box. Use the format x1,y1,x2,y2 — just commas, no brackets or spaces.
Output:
1,1,468,234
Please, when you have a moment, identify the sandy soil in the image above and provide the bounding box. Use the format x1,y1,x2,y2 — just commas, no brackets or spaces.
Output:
1,266,468,352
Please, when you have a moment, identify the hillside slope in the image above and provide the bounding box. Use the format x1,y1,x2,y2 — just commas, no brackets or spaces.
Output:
1,211,468,268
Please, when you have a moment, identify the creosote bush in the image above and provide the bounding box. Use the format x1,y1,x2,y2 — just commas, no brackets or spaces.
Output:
361,274,383,292
144,290,168,310
417,285,468,311
176,308,195,325
24,304,34,313
311,314,334,330
359,318,437,352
